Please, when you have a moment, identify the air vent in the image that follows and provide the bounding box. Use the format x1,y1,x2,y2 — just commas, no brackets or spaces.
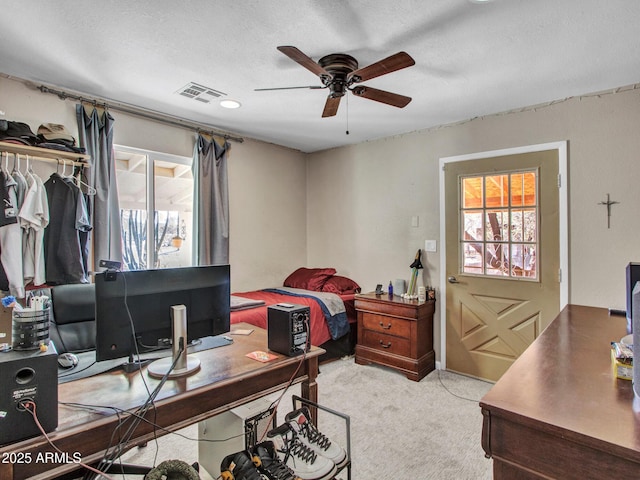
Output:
176,82,226,104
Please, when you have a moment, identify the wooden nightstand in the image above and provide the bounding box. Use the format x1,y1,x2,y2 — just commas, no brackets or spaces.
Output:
354,292,435,381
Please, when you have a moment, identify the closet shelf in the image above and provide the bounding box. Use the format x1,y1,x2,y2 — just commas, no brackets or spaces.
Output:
0,141,90,166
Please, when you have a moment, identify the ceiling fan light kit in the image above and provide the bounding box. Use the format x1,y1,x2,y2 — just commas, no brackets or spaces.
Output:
258,46,415,117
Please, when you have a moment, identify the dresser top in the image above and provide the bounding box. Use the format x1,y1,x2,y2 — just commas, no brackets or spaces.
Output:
355,291,434,306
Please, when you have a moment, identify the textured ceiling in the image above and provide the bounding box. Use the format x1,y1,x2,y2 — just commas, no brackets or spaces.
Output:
1,0,639,153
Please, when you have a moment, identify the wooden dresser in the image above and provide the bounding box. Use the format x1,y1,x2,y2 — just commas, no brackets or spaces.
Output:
354,292,435,381
480,305,640,479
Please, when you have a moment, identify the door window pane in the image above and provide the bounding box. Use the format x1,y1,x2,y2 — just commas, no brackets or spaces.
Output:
462,177,483,209
485,175,508,208
460,169,538,280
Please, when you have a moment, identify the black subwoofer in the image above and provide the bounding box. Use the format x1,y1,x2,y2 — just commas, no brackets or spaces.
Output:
0,348,58,445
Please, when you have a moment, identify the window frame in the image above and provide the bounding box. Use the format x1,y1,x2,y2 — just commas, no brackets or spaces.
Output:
459,168,540,281
114,144,192,270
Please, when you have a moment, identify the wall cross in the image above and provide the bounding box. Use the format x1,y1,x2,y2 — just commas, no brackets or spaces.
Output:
598,193,619,229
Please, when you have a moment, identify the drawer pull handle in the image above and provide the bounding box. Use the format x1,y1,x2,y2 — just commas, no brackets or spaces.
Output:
379,340,392,348
379,322,392,330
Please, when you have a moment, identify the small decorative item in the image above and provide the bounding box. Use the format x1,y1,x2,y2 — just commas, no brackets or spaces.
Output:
598,193,619,229
393,278,406,296
403,249,423,299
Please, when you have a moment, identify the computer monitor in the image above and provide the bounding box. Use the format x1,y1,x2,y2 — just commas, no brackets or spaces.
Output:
94,264,230,373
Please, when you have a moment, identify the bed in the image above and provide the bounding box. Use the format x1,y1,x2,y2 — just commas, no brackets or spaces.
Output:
230,268,360,361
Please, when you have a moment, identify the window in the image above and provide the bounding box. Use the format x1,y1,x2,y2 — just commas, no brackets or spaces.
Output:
115,146,193,270
460,170,538,279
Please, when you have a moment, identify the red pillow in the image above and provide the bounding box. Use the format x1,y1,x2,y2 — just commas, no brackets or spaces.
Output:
321,275,361,295
283,267,336,291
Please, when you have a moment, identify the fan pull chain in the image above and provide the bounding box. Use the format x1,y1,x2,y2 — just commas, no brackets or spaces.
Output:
345,93,350,135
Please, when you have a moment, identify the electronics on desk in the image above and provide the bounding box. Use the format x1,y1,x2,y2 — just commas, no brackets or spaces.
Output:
626,263,640,328
267,304,310,356
198,397,276,479
0,348,58,445
94,264,231,375
633,282,640,399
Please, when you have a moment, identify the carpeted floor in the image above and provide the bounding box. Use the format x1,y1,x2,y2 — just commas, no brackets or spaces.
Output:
116,357,494,480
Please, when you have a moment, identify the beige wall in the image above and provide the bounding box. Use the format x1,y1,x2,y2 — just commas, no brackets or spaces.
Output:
0,76,307,292
5,74,640,363
307,85,640,361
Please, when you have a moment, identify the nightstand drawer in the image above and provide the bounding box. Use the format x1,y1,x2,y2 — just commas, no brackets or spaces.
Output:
362,330,411,357
362,313,411,338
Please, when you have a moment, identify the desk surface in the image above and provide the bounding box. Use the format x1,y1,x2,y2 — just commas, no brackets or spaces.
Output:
480,305,640,479
0,324,324,480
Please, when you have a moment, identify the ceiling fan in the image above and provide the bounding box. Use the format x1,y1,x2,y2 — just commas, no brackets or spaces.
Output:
256,46,416,117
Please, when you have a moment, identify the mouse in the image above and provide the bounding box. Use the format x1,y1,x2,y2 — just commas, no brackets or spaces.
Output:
58,352,79,369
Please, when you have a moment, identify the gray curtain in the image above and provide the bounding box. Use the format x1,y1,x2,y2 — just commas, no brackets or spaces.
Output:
75,105,123,266
192,134,230,265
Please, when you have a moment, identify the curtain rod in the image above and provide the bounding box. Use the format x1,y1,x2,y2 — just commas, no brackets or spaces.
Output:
35,84,244,144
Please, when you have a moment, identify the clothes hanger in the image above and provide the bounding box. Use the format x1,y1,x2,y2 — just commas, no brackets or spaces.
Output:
60,159,96,195
1,152,10,175
74,165,97,195
24,155,35,183
11,153,27,182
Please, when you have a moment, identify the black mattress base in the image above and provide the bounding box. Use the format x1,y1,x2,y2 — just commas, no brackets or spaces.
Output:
318,323,357,363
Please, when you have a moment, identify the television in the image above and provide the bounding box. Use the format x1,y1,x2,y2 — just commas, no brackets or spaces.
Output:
94,264,230,376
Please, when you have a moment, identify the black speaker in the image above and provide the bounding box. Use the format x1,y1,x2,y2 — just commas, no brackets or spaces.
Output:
626,263,640,328
0,348,58,445
633,283,640,399
267,304,310,356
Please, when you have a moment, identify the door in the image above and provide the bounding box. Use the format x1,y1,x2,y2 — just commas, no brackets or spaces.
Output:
443,148,562,382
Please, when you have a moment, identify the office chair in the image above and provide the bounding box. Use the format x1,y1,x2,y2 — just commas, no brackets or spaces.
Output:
49,283,96,353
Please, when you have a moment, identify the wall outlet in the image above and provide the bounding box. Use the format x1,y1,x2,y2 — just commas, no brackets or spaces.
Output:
424,240,437,253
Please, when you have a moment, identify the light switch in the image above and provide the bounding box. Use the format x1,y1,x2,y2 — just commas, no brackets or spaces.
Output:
411,216,419,227
424,240,437,252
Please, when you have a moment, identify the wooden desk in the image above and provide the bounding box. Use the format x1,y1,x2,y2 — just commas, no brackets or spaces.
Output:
480,305,640,479
0,324,323,480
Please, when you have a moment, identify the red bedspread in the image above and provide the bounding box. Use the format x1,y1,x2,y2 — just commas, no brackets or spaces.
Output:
230,290,355,346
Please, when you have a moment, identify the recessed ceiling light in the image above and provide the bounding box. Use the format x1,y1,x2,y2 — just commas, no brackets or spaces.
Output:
220,99,241,109
469,0,494,3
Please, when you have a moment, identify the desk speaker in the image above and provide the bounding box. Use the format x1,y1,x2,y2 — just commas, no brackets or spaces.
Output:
626,263,640,330
633,282,640,399
0,348,58,445
267,304,310,356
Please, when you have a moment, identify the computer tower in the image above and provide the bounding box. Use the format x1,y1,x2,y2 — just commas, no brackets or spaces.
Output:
198,397,276,478
267,304,310,356
0,348,58,445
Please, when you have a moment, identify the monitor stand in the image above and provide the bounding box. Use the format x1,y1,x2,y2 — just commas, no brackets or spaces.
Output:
148,305,201,379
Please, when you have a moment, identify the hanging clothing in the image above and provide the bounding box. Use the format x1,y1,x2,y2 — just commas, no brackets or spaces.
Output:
11,168,27,211
63,174,91,278
0,170,25,297
19,172,49,286
43,173,91,285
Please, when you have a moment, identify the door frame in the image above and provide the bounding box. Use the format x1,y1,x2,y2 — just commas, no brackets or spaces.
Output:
438,141,568,371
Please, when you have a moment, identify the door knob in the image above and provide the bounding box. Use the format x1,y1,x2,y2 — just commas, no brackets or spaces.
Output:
447,276,459,284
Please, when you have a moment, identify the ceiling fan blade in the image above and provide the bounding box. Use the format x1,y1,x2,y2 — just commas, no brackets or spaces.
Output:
352,86,412,108
254,86,324,91
277,46,330,78
322,95,342,117
348,51,415,83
